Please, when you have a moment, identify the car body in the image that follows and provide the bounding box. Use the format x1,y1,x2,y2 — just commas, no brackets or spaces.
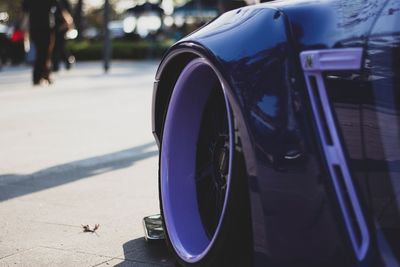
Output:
152,0,400,266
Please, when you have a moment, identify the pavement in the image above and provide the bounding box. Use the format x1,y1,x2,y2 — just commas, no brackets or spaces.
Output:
0,62,175,266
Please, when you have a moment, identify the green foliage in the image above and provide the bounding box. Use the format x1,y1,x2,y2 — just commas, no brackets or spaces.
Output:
66,39,174,60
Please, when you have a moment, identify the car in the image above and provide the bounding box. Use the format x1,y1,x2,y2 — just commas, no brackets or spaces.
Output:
150,0,400,266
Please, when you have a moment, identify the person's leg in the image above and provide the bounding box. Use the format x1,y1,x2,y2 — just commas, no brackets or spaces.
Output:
31,31,53,85
43,31,55,81
52,32,61,71
30,28,63,85
15,42,25,65
31,33,46,84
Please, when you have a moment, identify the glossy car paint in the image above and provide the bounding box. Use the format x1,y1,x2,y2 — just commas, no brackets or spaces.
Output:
321,1,400,265
153,0,400,266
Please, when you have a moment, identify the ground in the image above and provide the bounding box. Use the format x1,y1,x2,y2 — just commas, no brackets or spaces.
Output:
0,62,174,266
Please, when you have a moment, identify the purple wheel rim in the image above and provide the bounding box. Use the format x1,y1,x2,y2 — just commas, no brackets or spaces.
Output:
161,58,233,263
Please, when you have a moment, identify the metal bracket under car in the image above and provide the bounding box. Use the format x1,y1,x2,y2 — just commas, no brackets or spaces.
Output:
143,214,165,241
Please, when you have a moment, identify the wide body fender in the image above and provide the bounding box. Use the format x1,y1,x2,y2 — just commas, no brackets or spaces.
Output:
152,1,385,266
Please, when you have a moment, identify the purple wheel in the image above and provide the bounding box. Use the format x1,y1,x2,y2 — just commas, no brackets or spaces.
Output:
160,58,251,266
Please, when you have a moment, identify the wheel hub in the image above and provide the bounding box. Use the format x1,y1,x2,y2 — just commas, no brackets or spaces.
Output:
212,135,229,188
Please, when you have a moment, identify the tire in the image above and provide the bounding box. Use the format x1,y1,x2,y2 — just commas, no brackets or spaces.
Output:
159,58,252,266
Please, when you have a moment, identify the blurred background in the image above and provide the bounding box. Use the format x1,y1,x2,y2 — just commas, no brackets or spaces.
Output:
0,0,266,67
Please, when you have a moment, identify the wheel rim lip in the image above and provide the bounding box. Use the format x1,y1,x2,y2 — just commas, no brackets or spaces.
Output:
161,58,234,263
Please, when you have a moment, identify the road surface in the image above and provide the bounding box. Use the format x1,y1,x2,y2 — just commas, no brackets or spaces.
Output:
0,62,174,266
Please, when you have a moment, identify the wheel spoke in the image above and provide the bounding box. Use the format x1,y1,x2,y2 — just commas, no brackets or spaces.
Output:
195,85,230,238
196,161,213,183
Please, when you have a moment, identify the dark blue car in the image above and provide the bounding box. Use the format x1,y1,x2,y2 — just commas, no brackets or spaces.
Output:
151,0,400,266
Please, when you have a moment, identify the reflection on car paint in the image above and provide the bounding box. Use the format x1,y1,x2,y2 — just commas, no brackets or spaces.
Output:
152,0,400,265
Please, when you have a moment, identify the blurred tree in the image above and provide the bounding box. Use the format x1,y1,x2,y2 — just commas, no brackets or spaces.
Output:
74,0,122,39
0,0,23,22
85,3,118,29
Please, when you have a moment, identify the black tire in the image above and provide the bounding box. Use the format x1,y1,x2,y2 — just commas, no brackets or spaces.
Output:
158,58,252,267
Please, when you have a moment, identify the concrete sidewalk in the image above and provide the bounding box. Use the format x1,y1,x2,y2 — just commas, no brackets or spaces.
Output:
0,62,174,266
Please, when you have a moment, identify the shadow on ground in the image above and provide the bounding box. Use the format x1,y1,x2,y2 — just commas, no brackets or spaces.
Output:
114,237,175,267
0,142,158,202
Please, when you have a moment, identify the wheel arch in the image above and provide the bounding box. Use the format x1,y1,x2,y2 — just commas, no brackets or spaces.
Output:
152,44,256,174
153,44,256,265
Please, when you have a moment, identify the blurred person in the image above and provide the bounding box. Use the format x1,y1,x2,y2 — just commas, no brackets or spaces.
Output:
52,0,74,72
0,25,9,70
10,23,25,65
22,0,69,85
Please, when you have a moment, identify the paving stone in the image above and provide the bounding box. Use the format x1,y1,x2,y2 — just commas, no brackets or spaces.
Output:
0,62,173,266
